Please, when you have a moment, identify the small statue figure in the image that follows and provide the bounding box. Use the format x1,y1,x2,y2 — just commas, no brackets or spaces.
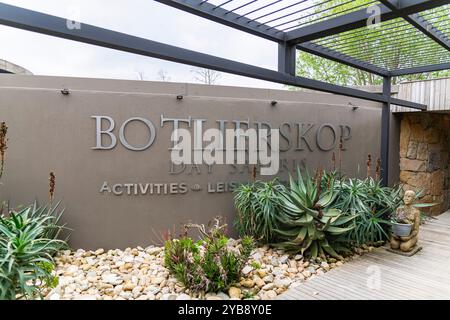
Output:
390,190,420,252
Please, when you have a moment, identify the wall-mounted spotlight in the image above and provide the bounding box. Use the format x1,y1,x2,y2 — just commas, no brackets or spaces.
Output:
176,95,183,100
348,102,359,111
61,88,70,95
270,100,278,106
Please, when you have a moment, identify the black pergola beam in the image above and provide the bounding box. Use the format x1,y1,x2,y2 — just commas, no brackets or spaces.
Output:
390,62,450,76
297,42,389,77
379,0,450,51
0,2,426,110
153,0,285,42
285,0,450,45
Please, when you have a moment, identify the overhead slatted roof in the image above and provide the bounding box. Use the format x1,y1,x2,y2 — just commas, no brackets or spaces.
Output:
154,0,449,76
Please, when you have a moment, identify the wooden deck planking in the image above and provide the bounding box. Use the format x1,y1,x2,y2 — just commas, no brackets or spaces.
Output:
278,212,450,300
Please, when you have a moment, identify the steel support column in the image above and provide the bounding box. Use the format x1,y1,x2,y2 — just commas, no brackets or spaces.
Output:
380,76,392,186
278,42,296,76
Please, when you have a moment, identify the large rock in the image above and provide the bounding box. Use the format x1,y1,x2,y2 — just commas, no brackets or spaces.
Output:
399,117,411,158
427,151,442,171
424,128,440,144
400,159,426,172
410,123,424,142
416,142,428,160
430,170,444,196
406,141,418,159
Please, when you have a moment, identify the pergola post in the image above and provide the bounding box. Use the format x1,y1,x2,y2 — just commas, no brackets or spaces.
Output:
381,76,392,186
278,42,296,76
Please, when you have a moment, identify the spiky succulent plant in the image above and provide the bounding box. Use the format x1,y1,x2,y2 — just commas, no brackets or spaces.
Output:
274,168,356,259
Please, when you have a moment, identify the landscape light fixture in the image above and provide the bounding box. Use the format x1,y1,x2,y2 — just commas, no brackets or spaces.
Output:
348,102,359,111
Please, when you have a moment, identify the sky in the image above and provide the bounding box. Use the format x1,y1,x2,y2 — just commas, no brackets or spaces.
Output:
0,0,289,89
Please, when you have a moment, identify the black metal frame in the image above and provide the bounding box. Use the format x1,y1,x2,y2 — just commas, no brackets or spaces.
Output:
1,0,449,185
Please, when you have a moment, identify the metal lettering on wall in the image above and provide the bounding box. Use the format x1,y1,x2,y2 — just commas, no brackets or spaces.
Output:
93,114,352,196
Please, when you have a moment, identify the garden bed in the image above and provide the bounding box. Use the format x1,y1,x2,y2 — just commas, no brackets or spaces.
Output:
45,244,374,300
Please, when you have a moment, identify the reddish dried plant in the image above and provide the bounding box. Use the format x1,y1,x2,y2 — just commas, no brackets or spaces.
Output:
375,158,382,181
0,122,8,180
331,151,336,171
151,225,176,245
338,136,343,176
49,171,56,204
366,154,372,178
314,167,324,205
252,165,257,182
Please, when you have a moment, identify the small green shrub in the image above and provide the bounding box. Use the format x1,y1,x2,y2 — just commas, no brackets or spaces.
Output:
234,179,285,243
0,202,68,300
164,217,254,293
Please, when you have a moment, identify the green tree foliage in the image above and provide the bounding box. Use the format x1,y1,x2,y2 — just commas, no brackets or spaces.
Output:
295,0,450,85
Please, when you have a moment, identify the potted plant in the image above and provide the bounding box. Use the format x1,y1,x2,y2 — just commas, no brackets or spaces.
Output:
391,214,413,237
390,189,437,237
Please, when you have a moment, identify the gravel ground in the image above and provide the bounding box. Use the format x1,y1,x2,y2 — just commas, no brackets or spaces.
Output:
46,244,373,300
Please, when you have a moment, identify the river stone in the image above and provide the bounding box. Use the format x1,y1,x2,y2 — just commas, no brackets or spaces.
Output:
262,283,276,291
252,252,263,260
228,287,241,299
263,275,274,283
255,278,265,288
123,256,134,263
151,277,165,285
161,294,177,300
146,247,163,255
242,266,253,275
240,279,254,288
279,255,289,264
256,269,267,278
176,293,191,300
294,254,303,261
216,292,230,300
274,278,291,288
123,282,136,291
94,248,105,255
49,293,60,300
263,290,277,300
102,273,122,285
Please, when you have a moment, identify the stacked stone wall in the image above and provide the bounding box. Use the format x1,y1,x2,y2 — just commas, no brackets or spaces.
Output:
399,113,450,215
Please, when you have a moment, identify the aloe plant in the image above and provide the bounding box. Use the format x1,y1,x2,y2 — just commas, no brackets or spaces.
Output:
274,168,356,260
234,179,285,243
332,177,403,245
0,202,69,300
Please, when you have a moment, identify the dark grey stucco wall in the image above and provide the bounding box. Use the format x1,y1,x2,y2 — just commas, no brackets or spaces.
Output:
0,75,388,249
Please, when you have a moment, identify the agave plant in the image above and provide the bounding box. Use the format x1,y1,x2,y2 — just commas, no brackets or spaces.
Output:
274,168,356,260
234,179,285,243
0,202,69,299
